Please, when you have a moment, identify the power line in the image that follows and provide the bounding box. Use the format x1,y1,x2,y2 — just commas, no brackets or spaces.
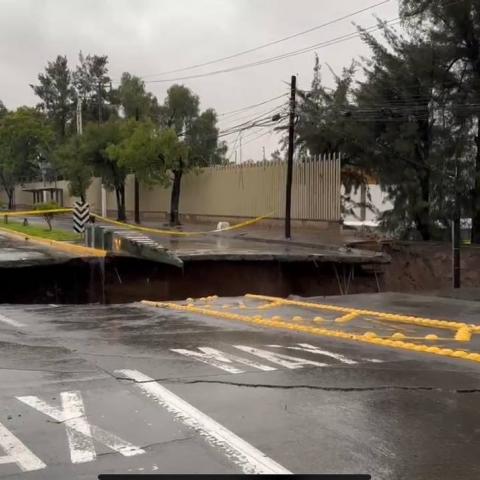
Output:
138,0,391,79
225,127,269,151
219,116,288,139
218,93,288,118
219,103,288,133
218,104,288,137
143,18,402,84
226,128,280,162
227,131,242,161
139,0,467,85
242,128,278,148
219,100,287,125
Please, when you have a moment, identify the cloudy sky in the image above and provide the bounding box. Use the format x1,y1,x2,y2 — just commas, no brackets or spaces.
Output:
0,0,398,160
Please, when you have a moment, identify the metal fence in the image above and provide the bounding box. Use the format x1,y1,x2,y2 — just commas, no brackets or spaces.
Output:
5,154,341,222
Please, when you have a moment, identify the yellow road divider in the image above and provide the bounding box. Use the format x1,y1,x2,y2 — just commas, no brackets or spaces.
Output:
0,225,106,257
140,299,480,364
455,327,473,342
92,212,272,237
245,294,480,334
335,312,359,324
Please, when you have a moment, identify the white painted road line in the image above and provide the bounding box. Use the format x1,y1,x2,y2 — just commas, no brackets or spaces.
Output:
17,391,145,464
0,314,23,328
117,369,292,474
234,345,327,369
0,421,46,472
171,347,277,374
60,391,96,464
270,343,358,365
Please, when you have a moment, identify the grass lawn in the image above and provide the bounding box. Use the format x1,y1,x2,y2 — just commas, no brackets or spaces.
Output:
0,221,81,242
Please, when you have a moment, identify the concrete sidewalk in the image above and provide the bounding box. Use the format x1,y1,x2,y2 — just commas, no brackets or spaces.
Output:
25,214,385,264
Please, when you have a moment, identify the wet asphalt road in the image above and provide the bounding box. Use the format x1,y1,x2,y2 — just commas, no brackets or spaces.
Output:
1,295,480,479
0,233,74,267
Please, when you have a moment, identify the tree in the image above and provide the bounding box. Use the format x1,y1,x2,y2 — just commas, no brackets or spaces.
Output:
0,108,54,209
296,55,357,155
159,85,225,225
79,120,130,220
31,55,75,139
107,121,168,185
295,56,374,221
34,201,60,231
185,108,226,166
54,134,93,202
270,149,283,162
358,29,442,239
0,101,7,119
108,122,186,187
400,0,480,242
116,73,160,121
295,22,470,240
73,52,115,124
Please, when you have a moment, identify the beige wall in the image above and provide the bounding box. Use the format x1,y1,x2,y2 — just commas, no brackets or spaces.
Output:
3,155,341,222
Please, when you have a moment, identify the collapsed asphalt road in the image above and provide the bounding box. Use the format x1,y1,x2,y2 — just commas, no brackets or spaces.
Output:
1,293,480,479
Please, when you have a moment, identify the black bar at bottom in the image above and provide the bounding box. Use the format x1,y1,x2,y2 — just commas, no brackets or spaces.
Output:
99,475,371,480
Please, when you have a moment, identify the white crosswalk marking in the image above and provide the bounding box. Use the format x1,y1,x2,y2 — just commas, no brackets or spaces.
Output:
0,421,46,472
171,347,277,374
269,343,358,365
17,391,145,464
0,314,23,328
117,369,291,474
60,391,95,463
234,345,327,369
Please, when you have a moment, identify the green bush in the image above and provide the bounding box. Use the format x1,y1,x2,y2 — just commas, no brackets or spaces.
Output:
34,201,60,231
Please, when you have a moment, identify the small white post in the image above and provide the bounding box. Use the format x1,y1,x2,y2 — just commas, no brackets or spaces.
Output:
101,184,107,217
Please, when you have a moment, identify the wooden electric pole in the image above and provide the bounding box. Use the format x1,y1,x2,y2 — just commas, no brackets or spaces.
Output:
285,75,296,239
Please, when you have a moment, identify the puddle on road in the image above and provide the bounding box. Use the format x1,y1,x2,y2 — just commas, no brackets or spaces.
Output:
0,256,380,304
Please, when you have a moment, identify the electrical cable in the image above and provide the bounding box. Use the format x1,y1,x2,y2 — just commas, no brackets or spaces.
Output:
138,0,392,79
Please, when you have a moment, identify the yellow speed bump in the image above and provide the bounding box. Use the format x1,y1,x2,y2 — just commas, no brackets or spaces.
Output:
141,300,480,365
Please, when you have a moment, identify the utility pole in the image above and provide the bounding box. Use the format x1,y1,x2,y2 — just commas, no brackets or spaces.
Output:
76,97,83,135
285,75,296,239
76,97,84,204
452,163,461,288
97,81,102,124
239,132,243,164
134,107,140,224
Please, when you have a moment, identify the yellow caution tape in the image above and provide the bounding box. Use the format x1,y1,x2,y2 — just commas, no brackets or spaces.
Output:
92,212,273,237
2,208,73,217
